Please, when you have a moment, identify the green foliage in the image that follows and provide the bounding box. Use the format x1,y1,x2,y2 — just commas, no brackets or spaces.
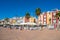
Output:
35,8,41,16
4,18,9,22
58,12,60,16
25,12,30,19
55,11,60,19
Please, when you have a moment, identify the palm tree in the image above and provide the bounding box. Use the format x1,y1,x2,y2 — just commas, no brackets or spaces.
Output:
25,12,30,19
35,8,42,30
55,11,60,30
55,11,60,19
25,12,30,30
4,18,9,22
35,8,41,16
4,18,10,28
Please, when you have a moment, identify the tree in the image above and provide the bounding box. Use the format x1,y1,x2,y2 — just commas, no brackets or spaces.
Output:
55,11,60,19
55,11,60,30
4,17,10,25
35,8,41,16
25,12,30,19
4,18,9,22
4,18,10,28
35,8,43,30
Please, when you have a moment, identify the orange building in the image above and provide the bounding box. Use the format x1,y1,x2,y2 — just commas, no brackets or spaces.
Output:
29,17,36,23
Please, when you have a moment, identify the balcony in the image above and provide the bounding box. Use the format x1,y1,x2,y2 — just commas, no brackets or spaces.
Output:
44,16,46,18
53,13,56,16
44,19,46,21
53,19,56,24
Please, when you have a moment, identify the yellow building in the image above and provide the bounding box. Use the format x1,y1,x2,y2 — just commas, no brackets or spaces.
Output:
47,11,52,25
29,17,36,23
10,19,16,24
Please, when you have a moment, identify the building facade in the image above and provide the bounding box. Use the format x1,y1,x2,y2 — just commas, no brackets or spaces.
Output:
38,9,59,27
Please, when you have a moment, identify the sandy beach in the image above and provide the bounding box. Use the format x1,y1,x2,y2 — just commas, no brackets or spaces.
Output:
0,27,60,40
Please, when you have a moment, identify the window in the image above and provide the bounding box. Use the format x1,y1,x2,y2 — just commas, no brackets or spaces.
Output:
52,17,56,20
44,16,46,18
44,19,46,21
20,20,23,23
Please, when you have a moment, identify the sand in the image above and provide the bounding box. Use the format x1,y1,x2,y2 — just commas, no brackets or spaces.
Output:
0,27,60,40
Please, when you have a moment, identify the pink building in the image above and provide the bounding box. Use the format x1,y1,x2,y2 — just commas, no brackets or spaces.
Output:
43,12,47,25
38,12,47,25
51,9,59,28
38,9,60,28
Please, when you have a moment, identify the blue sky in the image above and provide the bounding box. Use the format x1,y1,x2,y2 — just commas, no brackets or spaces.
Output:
0,0,60,19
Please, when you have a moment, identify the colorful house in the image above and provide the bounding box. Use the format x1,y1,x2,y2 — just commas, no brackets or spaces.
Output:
29,17,36,23
38,12,47,25
38,9,59,27
47,11,52,25
38,14,43,25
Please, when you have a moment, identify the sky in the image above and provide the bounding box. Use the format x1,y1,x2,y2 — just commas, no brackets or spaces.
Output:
0,0,60,19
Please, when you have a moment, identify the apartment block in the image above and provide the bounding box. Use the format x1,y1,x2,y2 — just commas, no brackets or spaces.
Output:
38,9,59,27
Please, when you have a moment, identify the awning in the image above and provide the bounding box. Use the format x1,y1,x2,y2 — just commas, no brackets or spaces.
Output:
20,22,37,25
